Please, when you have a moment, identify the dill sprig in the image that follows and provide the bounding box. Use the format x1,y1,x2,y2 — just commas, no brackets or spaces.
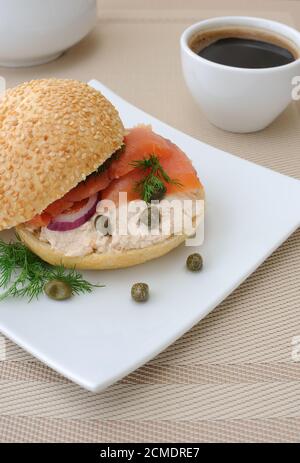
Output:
0,238,100,302
131,154,182,203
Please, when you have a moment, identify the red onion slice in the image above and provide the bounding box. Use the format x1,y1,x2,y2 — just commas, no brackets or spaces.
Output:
47,194,98,232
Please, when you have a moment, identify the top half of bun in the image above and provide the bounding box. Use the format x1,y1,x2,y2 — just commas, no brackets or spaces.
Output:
0,78,124,231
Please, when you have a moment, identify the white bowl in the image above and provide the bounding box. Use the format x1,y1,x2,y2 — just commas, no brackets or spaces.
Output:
0,0,97,67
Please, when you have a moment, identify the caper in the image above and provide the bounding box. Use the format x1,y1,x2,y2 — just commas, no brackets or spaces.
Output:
131,283,149,302
140,205,160,229
94,215,111,235
149,184,166,201
44,279,72,301
186,253,203,272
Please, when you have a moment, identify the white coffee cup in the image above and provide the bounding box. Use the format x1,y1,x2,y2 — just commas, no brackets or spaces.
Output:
0,0,97,67
180,16,300,133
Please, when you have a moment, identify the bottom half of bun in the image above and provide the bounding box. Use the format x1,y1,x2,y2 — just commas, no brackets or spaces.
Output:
16,227,190,270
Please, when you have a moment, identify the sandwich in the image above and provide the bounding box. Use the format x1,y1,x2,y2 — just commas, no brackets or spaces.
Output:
0,79,204,270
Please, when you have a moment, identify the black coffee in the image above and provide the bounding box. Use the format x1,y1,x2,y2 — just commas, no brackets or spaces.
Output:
190,27,299,69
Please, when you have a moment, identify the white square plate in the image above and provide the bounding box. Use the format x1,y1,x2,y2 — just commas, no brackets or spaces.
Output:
0,79,299,392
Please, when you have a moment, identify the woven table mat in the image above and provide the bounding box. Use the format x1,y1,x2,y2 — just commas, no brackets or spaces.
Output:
0,0,300,443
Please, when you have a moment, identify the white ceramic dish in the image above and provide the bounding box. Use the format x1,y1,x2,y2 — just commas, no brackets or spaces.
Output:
0,79,299,392
0,0,97,67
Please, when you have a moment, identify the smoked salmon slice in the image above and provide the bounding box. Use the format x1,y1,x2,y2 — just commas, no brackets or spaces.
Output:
158,153,202,195
28,212,52,228
63,169,111,202
27,198,74,227
44,198,74,217
27,198,89,227
102,158,201,204
102,129,202,203
58,197,89,214
101,169,144,204
108,125,184,179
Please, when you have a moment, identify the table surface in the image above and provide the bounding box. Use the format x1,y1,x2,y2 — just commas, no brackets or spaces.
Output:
0,0,300,443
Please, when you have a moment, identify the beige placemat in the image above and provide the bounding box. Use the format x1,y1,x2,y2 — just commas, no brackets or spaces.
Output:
0,0,300,443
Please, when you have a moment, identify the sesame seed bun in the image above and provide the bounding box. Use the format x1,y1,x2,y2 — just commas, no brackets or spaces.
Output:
0,79,124,231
